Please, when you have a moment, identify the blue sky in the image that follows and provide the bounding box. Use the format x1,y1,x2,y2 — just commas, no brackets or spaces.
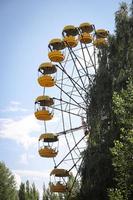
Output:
0,0,131,198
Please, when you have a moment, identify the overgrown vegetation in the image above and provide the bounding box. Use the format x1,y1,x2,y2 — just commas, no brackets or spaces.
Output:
0,162,18,200
78,2,133,200
18,180,39,200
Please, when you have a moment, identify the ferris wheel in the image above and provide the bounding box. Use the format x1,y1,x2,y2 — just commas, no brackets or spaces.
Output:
34,22,108,198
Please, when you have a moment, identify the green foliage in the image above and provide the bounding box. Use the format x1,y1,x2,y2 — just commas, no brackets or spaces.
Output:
18,183,26,200
0,162,17,200
18,181,39,200
78,1,133,200
25,180,30,199
65,173,81,199
30,183,39,200
108,188,124,200
109,80,133,199
113,80,133,127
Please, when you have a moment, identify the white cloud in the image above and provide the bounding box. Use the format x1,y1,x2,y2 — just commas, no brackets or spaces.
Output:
1,101,28,112
13,169,49,179
0,114,41,149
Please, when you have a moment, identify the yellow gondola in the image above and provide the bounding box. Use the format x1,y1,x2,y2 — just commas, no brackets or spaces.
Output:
38,62,57,74
48,50,65,62
50,168,70,192
48,39,65,62
34,110,53,121
39,133,58,142
95,29,109,38
38,75,56,87
79,22,94,33
50,168,70,177
34,96,54,121
35,96,54,106
38,133,58,158
63,35,78,48
50,183,68,193
39,147,58,158
93,38,108,48
78,22,94,44
79,32,92,44
49,39,65,50
62,25,78,48
63,25,78,36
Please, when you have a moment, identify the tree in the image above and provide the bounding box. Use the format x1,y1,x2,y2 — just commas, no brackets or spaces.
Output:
65,173,81,200
42,184,49,200
0,161,18,200
78,1,133,200
25,180,30,200
108,2,133,199
79,38,114,200
109,80,133,199
18,181,39,200
30,183,39,200
18,183,26,200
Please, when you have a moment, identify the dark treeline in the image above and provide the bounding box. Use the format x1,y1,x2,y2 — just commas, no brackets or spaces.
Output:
76,1,133,200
